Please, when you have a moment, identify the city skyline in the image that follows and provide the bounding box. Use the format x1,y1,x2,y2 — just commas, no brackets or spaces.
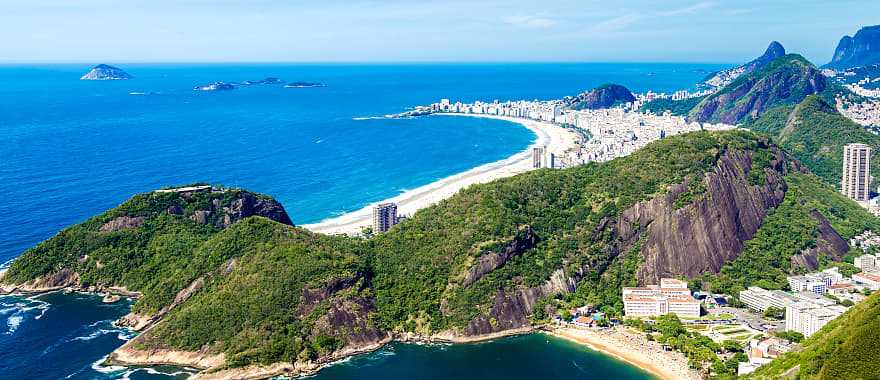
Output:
1,0,878,63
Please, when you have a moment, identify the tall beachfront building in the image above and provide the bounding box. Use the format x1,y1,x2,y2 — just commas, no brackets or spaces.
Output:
842,143,871,202
532,146,545,168
372,202,398,233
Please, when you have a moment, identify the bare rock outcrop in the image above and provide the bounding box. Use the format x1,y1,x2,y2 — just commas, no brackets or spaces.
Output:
628,149,789,283
462,226,537,288
99,216,145,232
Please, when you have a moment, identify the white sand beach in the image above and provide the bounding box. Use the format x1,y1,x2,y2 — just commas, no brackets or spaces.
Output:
549,326,701,380
302,114,579,235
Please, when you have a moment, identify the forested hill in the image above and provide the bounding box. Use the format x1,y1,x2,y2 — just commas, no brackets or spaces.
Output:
2,131,878,377
746,95,880,185
689,54,830,124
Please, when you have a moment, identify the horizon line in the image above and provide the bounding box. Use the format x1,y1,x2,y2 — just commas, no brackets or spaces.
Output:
0,59,739,66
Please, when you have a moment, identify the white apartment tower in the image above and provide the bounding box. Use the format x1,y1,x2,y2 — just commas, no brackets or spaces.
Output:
372,202,398,233
532,146,545,168
842,143,871,202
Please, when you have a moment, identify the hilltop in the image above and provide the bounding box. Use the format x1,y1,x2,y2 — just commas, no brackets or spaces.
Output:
2,130,877,378
689,54,829,124
824,25,880,70
700,41,787,89
565,83,635,110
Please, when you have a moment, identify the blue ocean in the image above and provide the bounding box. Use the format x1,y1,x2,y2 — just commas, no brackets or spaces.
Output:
0,63,724,379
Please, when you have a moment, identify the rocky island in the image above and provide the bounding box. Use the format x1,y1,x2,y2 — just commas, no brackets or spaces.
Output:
193,82,236,91
284,81,326,88
80,64,132,80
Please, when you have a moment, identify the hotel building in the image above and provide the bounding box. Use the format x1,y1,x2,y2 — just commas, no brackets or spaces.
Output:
622,278,700,318
841,143,871,202
372,202,398,233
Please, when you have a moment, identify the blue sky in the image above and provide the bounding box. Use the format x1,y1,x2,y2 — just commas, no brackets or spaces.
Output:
1,0,877,64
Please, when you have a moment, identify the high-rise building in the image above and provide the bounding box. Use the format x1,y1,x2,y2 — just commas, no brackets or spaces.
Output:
842,143,871,202
532,146,545,168
372,202,398,233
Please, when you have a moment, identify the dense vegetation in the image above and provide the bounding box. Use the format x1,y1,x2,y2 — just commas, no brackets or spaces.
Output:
5,129,878,372
639,96,706,116
368,130,770,333
706,172,880,295
746,95,880,185
749,291,880,379
139,218,370,367
3,187,287,314
688,54,846,124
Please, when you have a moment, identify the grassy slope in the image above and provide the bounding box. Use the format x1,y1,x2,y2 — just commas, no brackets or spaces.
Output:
749,291,880,379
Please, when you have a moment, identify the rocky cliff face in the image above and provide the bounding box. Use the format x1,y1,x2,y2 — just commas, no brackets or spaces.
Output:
691,55,827,124
456,143,809,333
80,64,132,80
825,25,880,69
566,84,636,110
622,148,790,283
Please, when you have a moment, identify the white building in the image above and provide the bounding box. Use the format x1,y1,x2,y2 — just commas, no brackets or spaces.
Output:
854,254,879,272
785,302,848,337
841,143,871,202
622,278,700,318
739,287,794,312
853,271,880,290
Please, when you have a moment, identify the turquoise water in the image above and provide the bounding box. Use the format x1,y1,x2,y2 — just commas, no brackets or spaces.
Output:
0,63,723,379
310,334,655,380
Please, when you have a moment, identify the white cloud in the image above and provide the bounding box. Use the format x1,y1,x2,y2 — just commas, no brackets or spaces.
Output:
587,13,641,34
659,1,717,17
502,15,559,29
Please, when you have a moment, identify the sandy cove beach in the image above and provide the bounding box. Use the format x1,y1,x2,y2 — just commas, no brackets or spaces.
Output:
302,114,579,235
549,326,701,380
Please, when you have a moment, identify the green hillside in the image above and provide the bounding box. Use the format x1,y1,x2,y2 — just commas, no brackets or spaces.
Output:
4,130,878,374
748,291,880,379
746,95,880,185
689,54,833,124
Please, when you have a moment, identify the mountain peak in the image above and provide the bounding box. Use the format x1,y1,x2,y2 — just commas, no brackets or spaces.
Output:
824,24,880,69
699,41,786,89
764,41,786,59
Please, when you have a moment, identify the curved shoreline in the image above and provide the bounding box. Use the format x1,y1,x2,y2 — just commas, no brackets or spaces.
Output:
548,326,701,380
302,114,579,235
